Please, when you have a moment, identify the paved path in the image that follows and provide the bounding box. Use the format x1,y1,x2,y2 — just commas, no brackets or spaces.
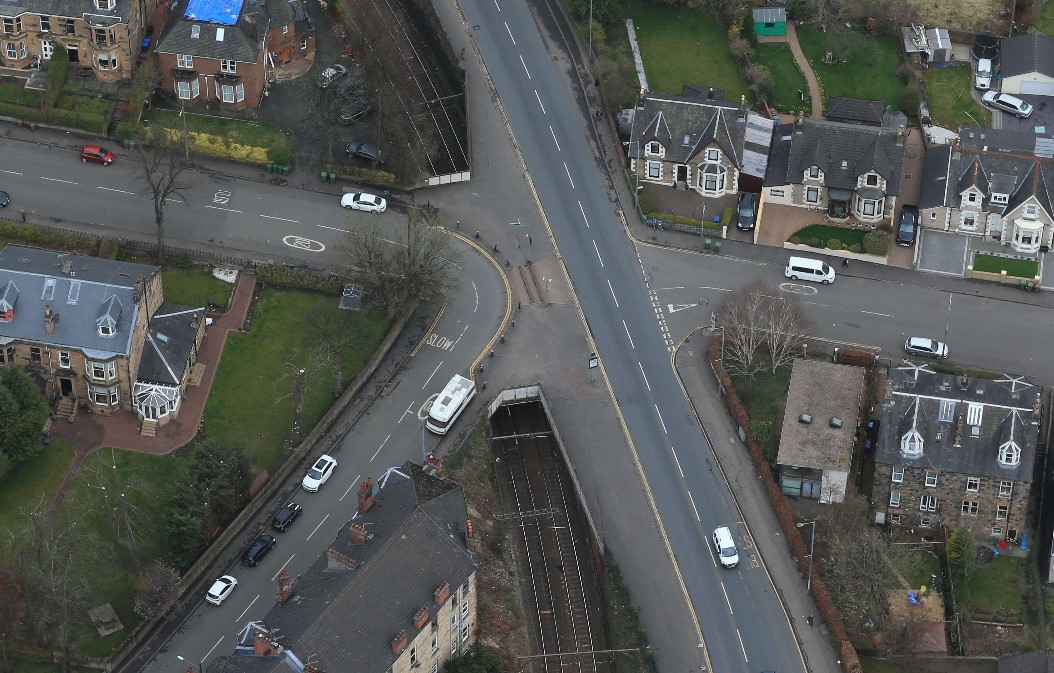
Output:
784,22,823,119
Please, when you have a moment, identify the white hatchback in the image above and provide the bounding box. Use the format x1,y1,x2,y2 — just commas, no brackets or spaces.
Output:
341,192,387,213
302,454,337,492
205,575,238,605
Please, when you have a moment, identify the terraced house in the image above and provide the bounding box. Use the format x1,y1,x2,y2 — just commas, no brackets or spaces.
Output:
0,0,157,81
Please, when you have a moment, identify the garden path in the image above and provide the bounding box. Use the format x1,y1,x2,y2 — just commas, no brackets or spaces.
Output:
784,22,823,118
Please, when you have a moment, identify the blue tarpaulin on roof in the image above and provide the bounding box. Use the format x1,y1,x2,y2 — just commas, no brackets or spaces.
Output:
184,0,242,25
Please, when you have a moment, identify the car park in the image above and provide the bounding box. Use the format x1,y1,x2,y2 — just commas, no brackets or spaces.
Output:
0,191,8,208
896,205,919,246
341,192,387,213
345,142,387,164
241,533,277,566
302,454,337,492
904,337,949,359
736,192,757,231
316,64,348,88
81,145,115,165
339,99,373,123
271,502,303,532
205,575,238,605
981,91,1033,118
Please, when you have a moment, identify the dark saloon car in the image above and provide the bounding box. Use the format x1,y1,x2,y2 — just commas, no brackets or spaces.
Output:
271,502,302,532
345,141,387,164
897,205,919,246
736,191,757,231
241,533,276,566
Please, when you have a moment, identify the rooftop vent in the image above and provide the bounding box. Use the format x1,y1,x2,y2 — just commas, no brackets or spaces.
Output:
829,417,843,429
799,413,813,425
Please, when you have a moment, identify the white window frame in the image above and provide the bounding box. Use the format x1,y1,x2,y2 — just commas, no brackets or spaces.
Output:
19,40,25,58
1024,204,1038,220
961,501,978,517
889,490,901,507
890,515,902,524
96,0,115,9
300,38,308,49
409,647,417,667
97,49,117,70
646,161,661,179
706,148,720,162
430,636,438,654
966,192,978,204
176,53,193,68
999,442,1021,467
961,211,977,230
966,477,980,493
220,59,236,73
925,470,938,488
282,24,289,34
991,527,1003,537
891,467,904,483
4,43,16,59
806,186,819,204
919,517,932,528
461,601,469,618
920,494,937,512
999,481,1013,498
40,16,50,32
220,83,235,103
59,351,70,369
647,141,660,155
461,623,470,642
865,173,878,186
451,634,457,655
90,361,106,380
938,399,956,422
992,193,1008,205
808,166,819,179
177,80,191,99
997,505,1009,521
235,82,244,103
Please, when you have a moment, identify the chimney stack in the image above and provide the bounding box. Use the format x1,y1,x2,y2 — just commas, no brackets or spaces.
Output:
466,519,476,552
896,124,906,146
390,630,408,655
44,304,58,334
412,606,430,630
252,631,280,657
424,454,443,477
348,522,371,544
327,548,359,570
433,582,450,605
357,477,375,514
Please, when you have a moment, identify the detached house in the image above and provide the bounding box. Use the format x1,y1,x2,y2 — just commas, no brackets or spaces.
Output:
0,246,205,430
764,117,906,223
873,363,1042,543
919,127,1054,254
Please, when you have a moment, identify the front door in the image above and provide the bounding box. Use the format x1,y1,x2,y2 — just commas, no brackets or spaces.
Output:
41,40,53,60
66,44,79,63
59,378,73,396
676,165,688,184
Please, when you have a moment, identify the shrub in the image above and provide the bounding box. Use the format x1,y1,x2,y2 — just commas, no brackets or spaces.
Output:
0,219,99,254
789,236,801,244
896,61,916,84
744,63,775,103
177,252,194,269
321,163,397,187
255,265,346,294
804,237,823,248
898,85,922,115
848,243,861,253
45,47,69,108
728,34,751,65
98,237,120,259
721,207,734,224
826,238,842,250
751,420,778,468
863,229,894,255
267,144,293,166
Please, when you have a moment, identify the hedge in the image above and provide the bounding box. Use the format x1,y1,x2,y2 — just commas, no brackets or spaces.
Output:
255,265,346,294
321,162,397,188
155,128,269,165
0,219,99,254
0,101,106,134
650,212,724,231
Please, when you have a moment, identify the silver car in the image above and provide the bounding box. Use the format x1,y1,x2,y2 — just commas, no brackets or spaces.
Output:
904,337,949,359
981,91,1033,118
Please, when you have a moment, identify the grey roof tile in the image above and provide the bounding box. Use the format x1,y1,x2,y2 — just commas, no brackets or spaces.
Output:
1000,33,1054,79
628,92,747,166
0,0,133,23
781,119,906,194
919,143,952,208
826,96,885,125
999,649,1054,673
137,302,203,385
941,131,1054,216
156,0,267,62
777,360,866,471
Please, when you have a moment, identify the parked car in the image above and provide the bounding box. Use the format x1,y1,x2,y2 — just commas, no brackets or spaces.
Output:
974,58,993,90
81,145,115,165
341,192,387,213
271,502,303,532
316,64,348,88
205,575,238,605
0,191,9,208
736,191,757,231
302,454,337,492
896,205,919,246
241,533,277,566
339,100,373,123
981,91,1033,118
345,142,386,164
904,337,949,359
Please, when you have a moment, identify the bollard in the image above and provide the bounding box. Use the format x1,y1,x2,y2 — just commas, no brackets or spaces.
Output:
492,244,499,253
505,258,510,267
511,320,515,328
500,334,505,343
20,210,26,223
456,220,461,229
482,380,487,390
475,230,480,239
479,364,484,374
490,350,494,358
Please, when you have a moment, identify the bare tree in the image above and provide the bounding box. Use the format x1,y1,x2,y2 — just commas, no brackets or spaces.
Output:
274,350,338,442
306,305,357,396
133,122,192,263
133,559,181,621
339,210,462,318
82,448,150,570
716,279,811,378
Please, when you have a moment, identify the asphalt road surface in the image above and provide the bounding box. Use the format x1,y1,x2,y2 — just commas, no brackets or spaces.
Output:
458,0,804,670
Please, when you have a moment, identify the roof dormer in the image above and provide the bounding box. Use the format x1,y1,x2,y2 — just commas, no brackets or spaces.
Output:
97,295,122,337
0,280,17,322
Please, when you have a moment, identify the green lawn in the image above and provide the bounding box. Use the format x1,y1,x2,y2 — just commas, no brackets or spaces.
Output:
0,441,74,565
146,108,288,152
729,355,792,421
859,657,901,673
1035,0,1054,35
56,94,110,116
0,79,41,106
204,290,390,471
752,42,811,112
972,253,1039,278
162,269,235,309
627,0,745,98
923,66,992,128
796,27,904,109
791,224,869,248
957,555,1022,619
906,551,942,590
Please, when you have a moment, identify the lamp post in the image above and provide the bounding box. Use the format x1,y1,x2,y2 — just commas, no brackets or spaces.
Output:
588,0,594,64
176,654,202,673
796,520,816,594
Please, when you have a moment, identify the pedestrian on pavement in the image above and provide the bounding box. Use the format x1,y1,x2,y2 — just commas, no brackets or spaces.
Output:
842,257,849,268
596,109,604,119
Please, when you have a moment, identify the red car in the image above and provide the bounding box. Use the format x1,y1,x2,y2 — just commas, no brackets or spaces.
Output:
81,145,115,165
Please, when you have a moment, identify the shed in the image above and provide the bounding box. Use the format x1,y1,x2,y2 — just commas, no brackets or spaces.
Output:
751,7,786,37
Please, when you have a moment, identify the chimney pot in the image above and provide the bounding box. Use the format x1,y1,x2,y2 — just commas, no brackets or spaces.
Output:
390,630,409,655
466,519,476,552
348,522,370,544
412,606,429,630
433,582,450,606
357,477,375,514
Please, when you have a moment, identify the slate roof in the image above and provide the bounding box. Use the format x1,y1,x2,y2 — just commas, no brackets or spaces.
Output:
776,360,865,471
1000,33,1054,79
876,364,1042,482
156,0,267,63
999,649,1054,673
0,0,133,23
213,461,475,673
773,119,905,194
0,246,156,356
763,125,794,187
137,303,203,385
826,97,885,126
919,143,952,208
628,92,747,167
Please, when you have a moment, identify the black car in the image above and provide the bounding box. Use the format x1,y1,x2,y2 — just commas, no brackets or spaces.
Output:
0,191,9,208
345,142,386,164
339,100,374,123
271,502,303,532
897,205,919,246
736,192,757,231
241,533,276,566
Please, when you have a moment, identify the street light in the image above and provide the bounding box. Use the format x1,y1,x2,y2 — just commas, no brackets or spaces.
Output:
796,520,816,594
176,654,202,673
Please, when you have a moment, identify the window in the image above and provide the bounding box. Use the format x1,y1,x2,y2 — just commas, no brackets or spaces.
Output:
770,188,784,197
97,50,117,70
930,211,938,220
1024,204,1038,220
462,624,470,642
300,38,308,49
703,172,725,193
859,197,877,216
966,192,977,204
176,53,193,68
706,148,719,162
961,501,978,517
925,471,938,487
99,322,114,336
865,174,878,186
967,403,982,425
461,601,469,618
432,662,439,673
96,0,115,9
94,27,109,45
2,17,23,33
451,634,458,655
88,360,116,380
40,17,50,32
966,477,980,493
220,84,235,103
890,515,902,524
29,347,41,363
938,399,956,422
92,385,119,406
409,647,417,667
999,481,1013,498
64,19,75,34
806,187,819,203
4,43,16,59
992,193,1008,205
18,41,25,58
282,24,289,34
889,490,901,507
648,142,660,155
236,82,244,103
647,161,661,179
902,429,923,456
919,517,932,528
431,636,438,654
920,494,937,512
997,505,1009,521
450,612,457,628
59,351,70,369
177,81,191,99
220,59,236,73
91,362,105,379
992,527,1003,537
3,346,12,365
891,467,904,483
999,441,1021,467
808,166,819,179
961,212,977,229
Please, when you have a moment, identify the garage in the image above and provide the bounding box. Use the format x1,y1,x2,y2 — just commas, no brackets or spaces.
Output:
1021,80,1054,97
1000,33,1054,97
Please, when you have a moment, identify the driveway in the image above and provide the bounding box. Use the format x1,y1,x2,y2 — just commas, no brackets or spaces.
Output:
917,229,970,275
988,93,1054,133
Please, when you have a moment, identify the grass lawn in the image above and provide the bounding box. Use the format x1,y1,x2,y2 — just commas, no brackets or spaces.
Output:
0,79,41,106
162,269,235,308
204,290,389,471
0,441,74,565
906,550,942,589
752,42,811,112
972,253,1039,278
796,27,904,109
791,224,869,248
627,0,745,99
859,657,901,673
923,66,992,128
146,108,289,151
56,94,110,116
957,555,1022,619
729,355,792,421
1035,0,1054,35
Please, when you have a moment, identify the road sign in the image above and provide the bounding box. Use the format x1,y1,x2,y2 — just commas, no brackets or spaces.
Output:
588,352,598,369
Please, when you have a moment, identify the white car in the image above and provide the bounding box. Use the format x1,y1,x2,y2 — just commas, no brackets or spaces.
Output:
981,91,1033,118
302,454,337,492
205,575,238,605
904,337,949,359
341,192,387,213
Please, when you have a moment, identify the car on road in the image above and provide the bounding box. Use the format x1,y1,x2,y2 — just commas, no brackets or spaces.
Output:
241,533,277,566
904,337,949,359
205,575,238,605
271,502,303,532
981,91,1033,118
316,64,348,88
712,526,739,568
302,454,337,492
896,205,919,246
736,191,757,231
0,191,8,208
345,141,387,164
81,145,115,165
341,192,387,213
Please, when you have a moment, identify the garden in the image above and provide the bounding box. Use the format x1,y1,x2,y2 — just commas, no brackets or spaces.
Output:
971,253,1039,279
795,27,904,109
922,66,992,129
144,109,293,167
789,224,895,256
751,42,810,112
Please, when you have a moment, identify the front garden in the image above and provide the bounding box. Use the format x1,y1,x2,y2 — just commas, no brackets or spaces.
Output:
971,253,1038,279
789,224,894,256
143,109,292,167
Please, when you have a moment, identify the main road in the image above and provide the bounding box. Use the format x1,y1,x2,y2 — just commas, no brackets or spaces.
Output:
458,0,803,670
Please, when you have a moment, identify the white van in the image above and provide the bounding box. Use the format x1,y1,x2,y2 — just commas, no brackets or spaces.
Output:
712,527,739,568
785,256,836,284
975,58,993,90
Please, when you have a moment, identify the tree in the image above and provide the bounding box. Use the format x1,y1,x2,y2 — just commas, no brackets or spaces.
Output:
715,279,811,379
306,305,358,396
82,448,150,570
743,63,775,104
273,351,337,442
946,527,977,582
133,559,181,621
133,121,192,263
339,210,462,318
0,367,50,463
443,644,502,673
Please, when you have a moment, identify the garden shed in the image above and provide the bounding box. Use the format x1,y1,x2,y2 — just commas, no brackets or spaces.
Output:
752,7,786,38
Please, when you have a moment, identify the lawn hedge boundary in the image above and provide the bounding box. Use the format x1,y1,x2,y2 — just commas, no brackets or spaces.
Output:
0,102,107,133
